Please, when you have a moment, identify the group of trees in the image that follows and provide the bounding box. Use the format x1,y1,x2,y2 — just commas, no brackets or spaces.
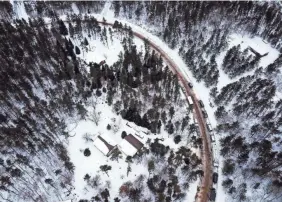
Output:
14,11,198,202
116,142,200,202
114,1,282,50
0,10,135,200
21,1,105,19
222,45,261,78
0,14,97,201
212,61,282,200
83,21,192,139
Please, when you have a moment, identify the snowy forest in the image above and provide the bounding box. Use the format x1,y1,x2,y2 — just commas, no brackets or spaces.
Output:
0,1,282,202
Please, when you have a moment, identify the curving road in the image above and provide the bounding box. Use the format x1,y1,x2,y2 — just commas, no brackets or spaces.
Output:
97,20,213,202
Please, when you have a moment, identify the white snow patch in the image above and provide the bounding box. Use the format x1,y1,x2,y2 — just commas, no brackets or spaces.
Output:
71,3,79,15
13,1,29,20
101,1,114,18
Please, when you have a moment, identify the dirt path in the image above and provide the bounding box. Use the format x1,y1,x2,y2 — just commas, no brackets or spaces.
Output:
98,20,213,202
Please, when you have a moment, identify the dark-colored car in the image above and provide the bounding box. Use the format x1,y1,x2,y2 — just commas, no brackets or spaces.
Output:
209,188,216,201
213,172,218,184
207,123,213,132
202,110,208,118
188,82,193,88
198,100,204,108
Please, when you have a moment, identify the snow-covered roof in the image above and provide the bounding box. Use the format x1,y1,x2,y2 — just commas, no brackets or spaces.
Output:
119,134,144,156
94,137,111,156
119,139,138,156
93,134,116,156
124,134,143,149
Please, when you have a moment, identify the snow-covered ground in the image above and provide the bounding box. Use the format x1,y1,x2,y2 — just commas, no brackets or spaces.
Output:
67,102,148,200
11,1,29,20
67,100,193,200
228,34,279,68
12,1,281,201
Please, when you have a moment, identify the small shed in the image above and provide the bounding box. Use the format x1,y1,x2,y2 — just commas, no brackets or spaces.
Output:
119,134,144,156
99,60,106,65
93,135,117,157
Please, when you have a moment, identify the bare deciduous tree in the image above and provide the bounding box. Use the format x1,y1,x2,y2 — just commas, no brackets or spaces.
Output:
88,97,101,126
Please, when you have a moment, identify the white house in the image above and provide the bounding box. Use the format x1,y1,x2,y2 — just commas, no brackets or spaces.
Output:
93,134,117,157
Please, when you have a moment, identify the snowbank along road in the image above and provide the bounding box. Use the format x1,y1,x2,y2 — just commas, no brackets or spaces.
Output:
97,20,214,202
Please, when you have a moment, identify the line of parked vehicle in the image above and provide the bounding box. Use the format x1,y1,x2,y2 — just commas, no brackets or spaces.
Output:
187,83,218,202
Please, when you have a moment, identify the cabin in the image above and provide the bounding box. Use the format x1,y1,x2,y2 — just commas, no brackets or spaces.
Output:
119,134,144,156
99,60,106,65
248,46,268,58
93,135,117,157
61,199,74,202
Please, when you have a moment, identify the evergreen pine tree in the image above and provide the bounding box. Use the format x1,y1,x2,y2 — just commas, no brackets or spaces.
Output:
75,46,81,55
59,20,68,36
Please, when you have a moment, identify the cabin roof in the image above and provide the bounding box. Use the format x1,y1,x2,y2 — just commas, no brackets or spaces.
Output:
119,134,144,156
93,135,116,156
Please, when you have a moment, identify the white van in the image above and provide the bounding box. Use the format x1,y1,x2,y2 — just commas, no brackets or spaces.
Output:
210,133,215,142
207,124,213,132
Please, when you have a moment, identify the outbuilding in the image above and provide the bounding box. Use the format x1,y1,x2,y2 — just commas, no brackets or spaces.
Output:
119,134,144,156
